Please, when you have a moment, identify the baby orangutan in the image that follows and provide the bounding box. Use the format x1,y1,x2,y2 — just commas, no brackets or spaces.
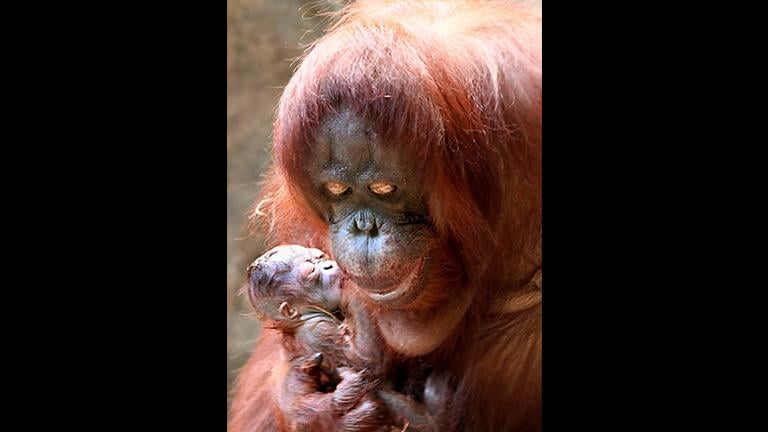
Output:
246,245,437,432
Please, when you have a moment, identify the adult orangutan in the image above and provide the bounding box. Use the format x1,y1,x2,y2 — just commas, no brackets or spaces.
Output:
230,0,541,431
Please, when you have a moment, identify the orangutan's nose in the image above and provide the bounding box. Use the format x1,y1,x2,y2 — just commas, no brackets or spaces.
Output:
349,209,379,237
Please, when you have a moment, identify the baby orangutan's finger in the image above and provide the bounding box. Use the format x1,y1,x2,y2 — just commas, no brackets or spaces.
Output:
337,395,389,432
332,367,371,414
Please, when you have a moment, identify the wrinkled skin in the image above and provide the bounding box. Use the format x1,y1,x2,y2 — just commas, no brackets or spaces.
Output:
246,245,440,431
300,111,441,309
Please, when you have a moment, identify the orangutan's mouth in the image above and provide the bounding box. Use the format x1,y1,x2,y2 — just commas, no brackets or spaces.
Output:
364,256,427,306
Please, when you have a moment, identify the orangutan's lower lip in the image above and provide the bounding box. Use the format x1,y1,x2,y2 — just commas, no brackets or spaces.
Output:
365,257,425,304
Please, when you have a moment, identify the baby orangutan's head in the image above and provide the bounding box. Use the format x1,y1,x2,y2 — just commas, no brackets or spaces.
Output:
246,245,343,326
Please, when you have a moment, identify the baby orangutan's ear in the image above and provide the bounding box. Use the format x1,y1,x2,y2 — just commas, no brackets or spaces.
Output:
279,301,300,320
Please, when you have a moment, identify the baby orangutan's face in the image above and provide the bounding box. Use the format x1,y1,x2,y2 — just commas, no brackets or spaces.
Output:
246,245,343,322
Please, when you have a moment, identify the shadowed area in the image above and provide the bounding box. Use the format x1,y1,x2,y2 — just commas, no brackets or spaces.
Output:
227,0,345,408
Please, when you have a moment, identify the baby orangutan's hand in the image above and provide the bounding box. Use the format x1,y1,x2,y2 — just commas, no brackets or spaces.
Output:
280,358,389,431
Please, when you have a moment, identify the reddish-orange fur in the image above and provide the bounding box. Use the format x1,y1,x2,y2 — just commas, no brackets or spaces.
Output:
231,1,541,430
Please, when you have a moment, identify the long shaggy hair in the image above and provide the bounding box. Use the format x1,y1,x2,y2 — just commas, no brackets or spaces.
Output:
256,0,541,291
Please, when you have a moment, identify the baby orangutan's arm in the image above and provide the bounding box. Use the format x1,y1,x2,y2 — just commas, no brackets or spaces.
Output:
282,353,390,432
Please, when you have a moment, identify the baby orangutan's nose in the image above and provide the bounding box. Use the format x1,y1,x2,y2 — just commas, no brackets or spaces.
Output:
320,260,342,281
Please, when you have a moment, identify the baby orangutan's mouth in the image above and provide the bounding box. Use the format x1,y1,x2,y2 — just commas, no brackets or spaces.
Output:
363,256,428,307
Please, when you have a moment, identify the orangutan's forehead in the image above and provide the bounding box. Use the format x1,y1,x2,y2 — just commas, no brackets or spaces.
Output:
320,110,374,172
313,109,416,185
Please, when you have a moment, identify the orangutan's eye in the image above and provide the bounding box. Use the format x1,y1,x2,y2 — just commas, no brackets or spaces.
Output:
369,181,397,195
325,181,350,196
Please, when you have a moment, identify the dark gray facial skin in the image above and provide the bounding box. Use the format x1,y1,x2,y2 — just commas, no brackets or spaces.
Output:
301,110,437,306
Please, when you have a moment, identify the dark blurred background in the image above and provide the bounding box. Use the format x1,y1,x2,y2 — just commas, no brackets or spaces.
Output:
226,0,345,406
